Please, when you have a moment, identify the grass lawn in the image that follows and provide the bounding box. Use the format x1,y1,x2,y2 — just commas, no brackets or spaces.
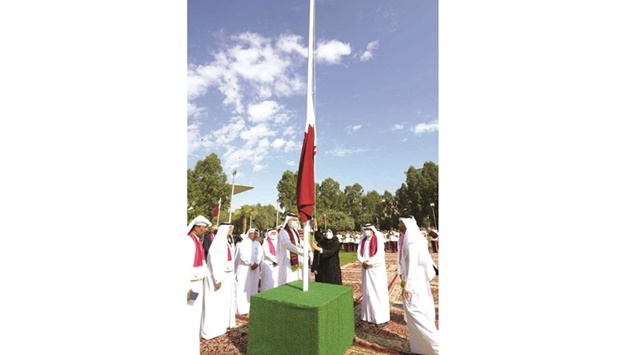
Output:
339,251,358,266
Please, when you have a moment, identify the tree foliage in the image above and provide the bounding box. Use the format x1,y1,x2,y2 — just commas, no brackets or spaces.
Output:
359,190,383,229
395,162,439,228
190,152,439,232
344,183,364,223
276,170,297,214
317,178,344,212
321,209,355,233
187,153,229,223
379,190,399,230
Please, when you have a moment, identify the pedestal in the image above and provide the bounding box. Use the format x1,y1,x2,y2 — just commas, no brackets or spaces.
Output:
246,280,354,355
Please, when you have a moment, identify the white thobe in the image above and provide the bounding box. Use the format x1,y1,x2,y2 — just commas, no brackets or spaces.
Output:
200,237,236,340
234,238,263,315
277,227,303,285
260,237,279,292
186,235,207,353
357,233,391,325
399,230,439,355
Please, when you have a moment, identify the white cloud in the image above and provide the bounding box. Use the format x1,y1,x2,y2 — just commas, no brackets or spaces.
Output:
412,120,439,136
326,147,369,157
271,138,286,149
212,117,246,146
286,160,296,166
253,164,266,172
346,125,363,134
239,123,276,149
187,101,205,120
392,124,404,130
316,40,351,65
284,140,298,152
188,31,352,172
189,31,307,116
187,123,204,157
247,100,281,123
360,40,379,62
277,34,307,57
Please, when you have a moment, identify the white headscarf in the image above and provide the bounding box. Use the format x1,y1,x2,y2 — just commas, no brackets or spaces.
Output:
211,223,232,246
362,223,378,235
282,213,298,227
265,228,277,239
186,215,212,235
399,215,437,280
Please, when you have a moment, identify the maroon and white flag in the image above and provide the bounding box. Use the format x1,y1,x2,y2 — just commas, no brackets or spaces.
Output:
296,0,316,225
296,112,315,224
212,198,221,218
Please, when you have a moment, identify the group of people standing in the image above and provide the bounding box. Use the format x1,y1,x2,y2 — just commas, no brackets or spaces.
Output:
354,218,439,354
185,213,438,355
184,212,342,353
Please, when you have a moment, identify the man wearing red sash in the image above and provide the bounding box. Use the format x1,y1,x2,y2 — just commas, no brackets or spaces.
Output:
185,215,211,352
357,223,391,328
276,213,304,286
260,228,279,292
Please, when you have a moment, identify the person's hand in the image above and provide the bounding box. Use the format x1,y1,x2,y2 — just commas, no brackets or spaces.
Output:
273,262,278,267
215,281,222,291
313,219,318,230
362,261,370,269
187,290,191,302
312,270,318,275
402,289,410,299
251,263,258,270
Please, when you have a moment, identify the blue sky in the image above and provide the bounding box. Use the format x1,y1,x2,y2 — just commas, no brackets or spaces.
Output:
187,0,438,209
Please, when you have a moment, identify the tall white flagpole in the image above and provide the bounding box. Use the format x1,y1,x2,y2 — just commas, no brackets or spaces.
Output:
302,0,315,292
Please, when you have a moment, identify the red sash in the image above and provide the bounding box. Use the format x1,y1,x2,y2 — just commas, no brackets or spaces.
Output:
283,225,299,266
267,237,276,256
189,232,205,267
361,234,377,258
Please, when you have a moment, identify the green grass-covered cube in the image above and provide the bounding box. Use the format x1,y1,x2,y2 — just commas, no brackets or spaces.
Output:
247,280,354,355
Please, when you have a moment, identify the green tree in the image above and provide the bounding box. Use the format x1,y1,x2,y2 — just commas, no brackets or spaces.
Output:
187,153,229,223
379,190,399,230
233,204,254,234
250,204,279,231
395,162,439,228
360,190,382,228
276,170,297,214
321,209,355,233
317,178,344,212
343,183,364,223
419,161,439,227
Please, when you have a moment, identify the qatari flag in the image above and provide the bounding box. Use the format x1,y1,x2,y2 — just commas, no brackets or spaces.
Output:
296,96,316,223
212,197,221,218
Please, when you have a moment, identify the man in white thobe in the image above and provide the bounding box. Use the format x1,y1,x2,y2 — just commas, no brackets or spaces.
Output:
260,228,279,292
398,216,439,355
277,213,304,285
357,223,391,328
234,228,262,315
186,216,211,353
200,223,236,340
